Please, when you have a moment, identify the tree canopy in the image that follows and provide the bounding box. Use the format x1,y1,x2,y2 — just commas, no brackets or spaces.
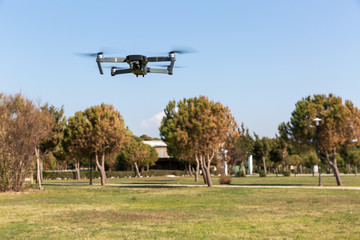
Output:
0,93,53,191
83,103,128,185
284,94,360,185
160,96,237,187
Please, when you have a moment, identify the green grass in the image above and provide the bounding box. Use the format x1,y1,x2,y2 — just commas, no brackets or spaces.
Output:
47,174,360,187
1,176,360,239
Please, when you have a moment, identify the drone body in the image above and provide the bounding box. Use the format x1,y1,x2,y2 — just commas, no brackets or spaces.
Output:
96,52,177,77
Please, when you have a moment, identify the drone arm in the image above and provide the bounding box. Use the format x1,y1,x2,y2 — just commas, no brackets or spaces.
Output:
147,56,171,62
96,55,126,75
111,68,132,76
96,59,104,74
99,57,126,63
147,67,169,74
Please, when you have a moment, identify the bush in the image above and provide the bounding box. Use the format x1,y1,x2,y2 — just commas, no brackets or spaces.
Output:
302,168,313,174
142,170,186,177
236,170,246,177
219,174,232,184
281,170,291,177
37,171,75,180
258,170,266,177
81,171,100,179
106,171,135,178
37,169,187,180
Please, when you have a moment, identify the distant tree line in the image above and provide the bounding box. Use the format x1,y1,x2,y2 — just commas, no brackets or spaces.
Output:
160,94,360,186
0,93,158,192
1,92,360,191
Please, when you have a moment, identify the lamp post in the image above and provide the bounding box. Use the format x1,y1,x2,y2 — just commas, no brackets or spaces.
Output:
313,117,322,186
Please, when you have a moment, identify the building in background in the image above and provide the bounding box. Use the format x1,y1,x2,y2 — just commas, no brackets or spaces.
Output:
142,140,184,170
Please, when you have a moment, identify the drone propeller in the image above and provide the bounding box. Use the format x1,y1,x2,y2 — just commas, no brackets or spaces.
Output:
75,51,106,58
168,47,196,55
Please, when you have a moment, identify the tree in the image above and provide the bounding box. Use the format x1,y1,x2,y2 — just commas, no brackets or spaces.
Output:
160,100,200,181
0,93,53,191
225,123,254,177
285,94,360,186
84,104,128,185
285,154,302,175
253,135,272,175
348,147,360,175
120,136,154,177
143,144,158,171
160,96,237,187
303,150,318,176
63,111,89,180
36,104,66,184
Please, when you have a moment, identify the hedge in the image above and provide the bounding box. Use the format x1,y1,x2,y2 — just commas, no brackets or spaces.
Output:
36,170,186,180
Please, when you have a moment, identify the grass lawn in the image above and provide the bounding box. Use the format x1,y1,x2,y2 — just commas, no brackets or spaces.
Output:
47,174,360,187
1,176,360,239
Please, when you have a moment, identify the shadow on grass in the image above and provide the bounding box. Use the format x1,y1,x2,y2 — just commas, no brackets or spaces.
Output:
110,185,194,189
119,181,179,185
230,183,304,186
43,182,90,186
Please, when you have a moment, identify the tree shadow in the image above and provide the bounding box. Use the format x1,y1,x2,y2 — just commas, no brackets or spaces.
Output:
230,183,303,186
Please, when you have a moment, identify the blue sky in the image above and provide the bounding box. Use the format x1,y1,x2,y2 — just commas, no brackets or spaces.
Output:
1,0,360,138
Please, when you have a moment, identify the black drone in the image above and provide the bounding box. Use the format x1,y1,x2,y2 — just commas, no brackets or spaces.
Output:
83,50,191,77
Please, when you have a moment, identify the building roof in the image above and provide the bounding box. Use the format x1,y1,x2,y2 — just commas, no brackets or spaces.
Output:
142,140,167,148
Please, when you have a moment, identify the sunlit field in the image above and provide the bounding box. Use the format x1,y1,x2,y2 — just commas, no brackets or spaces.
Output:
46,174,360,187
1,176,360,239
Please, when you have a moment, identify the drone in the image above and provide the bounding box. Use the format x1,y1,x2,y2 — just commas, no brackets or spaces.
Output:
83,50,191,77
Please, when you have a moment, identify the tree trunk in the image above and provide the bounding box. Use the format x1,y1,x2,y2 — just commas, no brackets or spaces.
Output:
299,164,303,174
188,162,193,176
95,152,106,185
134,162,141,177
75,160,81,180
199,154,214,187
199,156,207,184
195,157,199,182
262,156,267,175
40,159,44,183
35,147,42,189
204,155,213,187
241,161,246,177
355,166,357,176
346,164,351,173
325,149,343,186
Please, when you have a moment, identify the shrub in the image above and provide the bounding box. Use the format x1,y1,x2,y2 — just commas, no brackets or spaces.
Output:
142,170,186,177
81,171,100,179
258,170,266,177
219,174,232,184
37,169,187,180
106,171,135,178
282,170,291,177
36,171,75,180
236,170,246,177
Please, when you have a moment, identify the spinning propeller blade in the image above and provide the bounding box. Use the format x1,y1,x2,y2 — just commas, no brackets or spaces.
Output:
75,51,106,58
168,47,196,55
